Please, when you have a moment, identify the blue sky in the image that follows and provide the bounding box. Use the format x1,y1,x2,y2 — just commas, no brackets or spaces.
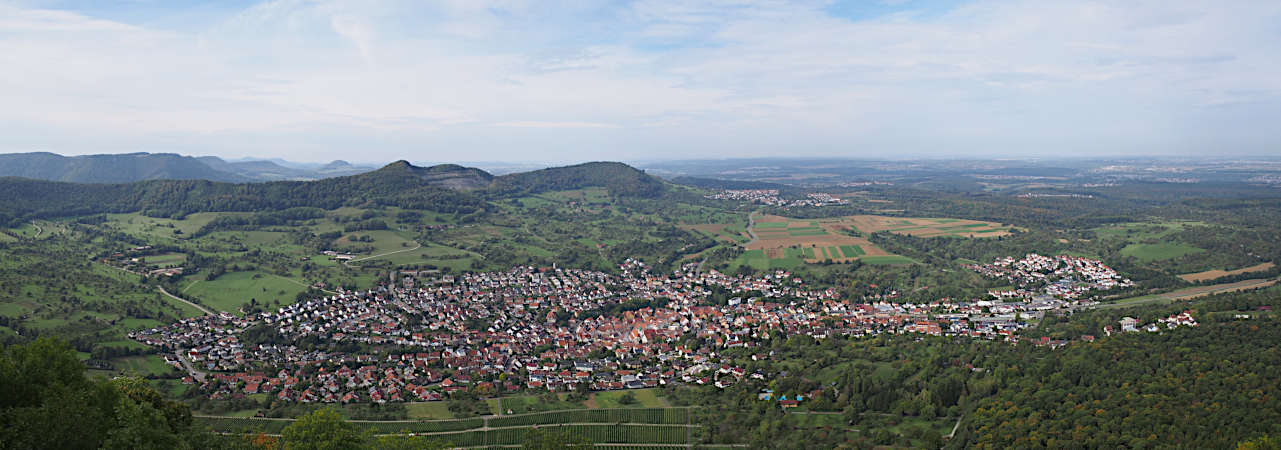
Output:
1,0,1279,163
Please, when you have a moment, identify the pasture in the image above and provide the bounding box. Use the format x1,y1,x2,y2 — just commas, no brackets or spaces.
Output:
1120,242,1203,262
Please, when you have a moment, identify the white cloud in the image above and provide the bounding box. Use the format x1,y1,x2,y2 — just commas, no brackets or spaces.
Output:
0,0,1278,162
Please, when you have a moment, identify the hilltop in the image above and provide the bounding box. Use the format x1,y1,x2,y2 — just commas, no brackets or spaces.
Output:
0,152,375,183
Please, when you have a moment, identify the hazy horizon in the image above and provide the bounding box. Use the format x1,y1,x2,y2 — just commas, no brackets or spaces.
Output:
3,1,1279,162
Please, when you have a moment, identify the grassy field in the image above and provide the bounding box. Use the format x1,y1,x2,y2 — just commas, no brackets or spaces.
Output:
1120,242,1203,262
184,271,308,314
499,394,584,415
203,406,697,447
858,255,918,265
407,402,456,420
591,389,668,409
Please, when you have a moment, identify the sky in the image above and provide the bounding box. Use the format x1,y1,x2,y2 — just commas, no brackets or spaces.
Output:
1,0,1279,164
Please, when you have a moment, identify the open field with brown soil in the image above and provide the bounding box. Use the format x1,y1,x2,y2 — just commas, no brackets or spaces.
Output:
838,215,1014,238
1178,262,1275,282
747,215,889,263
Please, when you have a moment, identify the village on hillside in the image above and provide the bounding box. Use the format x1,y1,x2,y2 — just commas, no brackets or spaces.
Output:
131,255,1146,407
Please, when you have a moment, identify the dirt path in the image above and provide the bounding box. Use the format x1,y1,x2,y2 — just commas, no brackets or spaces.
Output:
272,274,338,294
948,414,963,439
30,221,43,239
345,241,423,266
157,285,216,316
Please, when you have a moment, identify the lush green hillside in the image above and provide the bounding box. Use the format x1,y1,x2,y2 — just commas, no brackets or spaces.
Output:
0,152,248,183
491,161,668,198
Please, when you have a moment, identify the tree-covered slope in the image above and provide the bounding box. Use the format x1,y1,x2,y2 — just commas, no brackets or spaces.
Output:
0,152,248,183
0,163,487,226
490,161,668,198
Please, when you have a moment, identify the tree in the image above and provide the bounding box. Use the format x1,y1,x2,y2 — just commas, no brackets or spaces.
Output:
280,408,367,450
618,391,638,405
521,428,592,449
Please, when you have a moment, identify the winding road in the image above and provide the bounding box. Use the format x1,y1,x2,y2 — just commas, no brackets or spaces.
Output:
157,285,215,316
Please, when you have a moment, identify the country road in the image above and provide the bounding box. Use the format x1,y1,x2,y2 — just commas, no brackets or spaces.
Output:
175,350,206,383
30,221,42,239
157,285,215,316
745,211,759,247
272,274,338,294
345,241,423,266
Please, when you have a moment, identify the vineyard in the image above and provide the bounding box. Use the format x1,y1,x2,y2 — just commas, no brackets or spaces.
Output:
199,407,698,446
199,416,483,434
487,408,688,427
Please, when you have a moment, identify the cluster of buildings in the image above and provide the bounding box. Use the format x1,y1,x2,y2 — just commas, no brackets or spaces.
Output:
703,190,848,208
101,245,185,277
132,255,1135,405
1108,311,1198,335
966,254,1134,299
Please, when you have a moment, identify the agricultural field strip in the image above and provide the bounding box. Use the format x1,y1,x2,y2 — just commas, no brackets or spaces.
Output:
202,422,698,437
199,407,695,434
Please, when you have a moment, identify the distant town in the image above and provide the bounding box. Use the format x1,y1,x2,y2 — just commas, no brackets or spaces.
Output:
704,189,849,208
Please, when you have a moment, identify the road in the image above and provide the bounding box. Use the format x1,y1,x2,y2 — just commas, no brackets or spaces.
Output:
745,211,759,247
174,350,207,383
272,274,338,295
947,414,964,439
157,285,216,316
344,241,423,266
30,221,42,239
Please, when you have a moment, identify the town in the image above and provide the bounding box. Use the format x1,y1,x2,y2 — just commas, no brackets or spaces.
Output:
704,189,849,208
130,254,1138,406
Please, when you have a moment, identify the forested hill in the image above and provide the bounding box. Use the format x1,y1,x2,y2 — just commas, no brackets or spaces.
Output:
377,161,494,190
0,152,249,183
0,163,487,226
0,160,670,226
490,161,668,198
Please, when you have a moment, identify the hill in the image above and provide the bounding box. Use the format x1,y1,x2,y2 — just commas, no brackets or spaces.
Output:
0,160,669,226
0,162,488,226
491,161,667,197
380,161,494,190
0,152,248,183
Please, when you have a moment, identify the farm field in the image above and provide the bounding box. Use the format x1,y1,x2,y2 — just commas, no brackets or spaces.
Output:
1120,242,1204,262
1099,276,1281,309
680,223,749,244
839,215,1015,238
1178,262,1275,282
735,214,1009,269
743,215,891,266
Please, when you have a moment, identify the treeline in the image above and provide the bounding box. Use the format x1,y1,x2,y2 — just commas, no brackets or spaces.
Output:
192,207,326,236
